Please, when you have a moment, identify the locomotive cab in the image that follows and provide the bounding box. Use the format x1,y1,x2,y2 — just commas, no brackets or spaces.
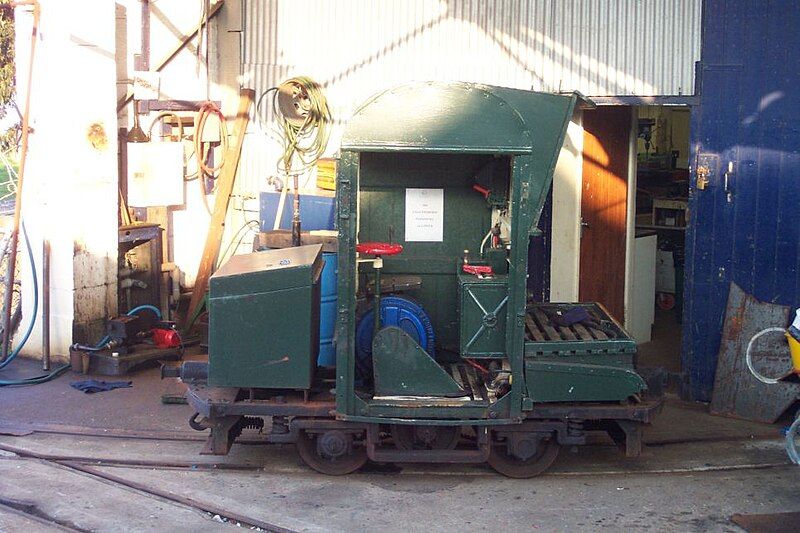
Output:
171,82,663,477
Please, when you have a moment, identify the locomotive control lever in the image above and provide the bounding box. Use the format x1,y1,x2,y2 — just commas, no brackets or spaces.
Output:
356,242,404,337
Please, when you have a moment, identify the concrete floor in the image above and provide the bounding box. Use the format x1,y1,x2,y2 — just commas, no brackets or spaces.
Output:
0,357,798,531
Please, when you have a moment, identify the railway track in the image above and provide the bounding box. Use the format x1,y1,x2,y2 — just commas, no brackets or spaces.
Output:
0,442,297,532
0,429,792,531
0,420,781,446
0,429,789,477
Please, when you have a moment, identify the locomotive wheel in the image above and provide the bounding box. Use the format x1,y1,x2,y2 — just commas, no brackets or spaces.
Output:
391,425,461,450
296,429,368,475
487,433,560,478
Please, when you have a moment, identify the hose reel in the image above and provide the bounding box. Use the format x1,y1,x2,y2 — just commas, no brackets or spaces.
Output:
260,77,332,246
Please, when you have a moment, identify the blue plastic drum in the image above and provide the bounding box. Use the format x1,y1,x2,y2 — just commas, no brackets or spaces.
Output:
317,252,338,367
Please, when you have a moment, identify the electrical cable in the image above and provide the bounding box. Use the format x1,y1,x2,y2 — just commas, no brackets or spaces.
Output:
0,221,36,371
464,358,490,376
479,229,492,256
0,221,71,386
192,102,229,216
148,112,185,141
194,101,228,177
127,304,162,319
742,327,800,465
271,77,331,176
260,77,331,246
217,220,259,268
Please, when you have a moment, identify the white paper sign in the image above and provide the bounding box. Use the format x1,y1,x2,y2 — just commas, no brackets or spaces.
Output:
133,71,161,100
405,188,444,242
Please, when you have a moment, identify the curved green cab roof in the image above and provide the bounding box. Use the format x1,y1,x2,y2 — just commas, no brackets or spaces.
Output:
341,81,588,156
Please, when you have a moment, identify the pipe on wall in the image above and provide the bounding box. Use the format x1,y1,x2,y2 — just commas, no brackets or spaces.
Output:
41,239,49,371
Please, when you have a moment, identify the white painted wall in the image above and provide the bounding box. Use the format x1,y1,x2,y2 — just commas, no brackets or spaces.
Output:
14,0,119,360
549,110,583,303
12,0,244,359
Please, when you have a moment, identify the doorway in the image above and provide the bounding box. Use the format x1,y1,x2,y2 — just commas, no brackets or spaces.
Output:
631,105,691,373
579,107,632,322
577,104,690,374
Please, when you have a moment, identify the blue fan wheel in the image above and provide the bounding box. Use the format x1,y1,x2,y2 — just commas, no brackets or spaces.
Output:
355,296,435,375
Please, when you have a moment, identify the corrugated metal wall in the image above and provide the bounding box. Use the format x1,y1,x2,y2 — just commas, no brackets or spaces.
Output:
238,0,701,192
682,0,800,401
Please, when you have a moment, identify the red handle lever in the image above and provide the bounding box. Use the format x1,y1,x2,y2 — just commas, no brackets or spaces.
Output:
356,242,404,256
462,264,493,276
472,184,491,199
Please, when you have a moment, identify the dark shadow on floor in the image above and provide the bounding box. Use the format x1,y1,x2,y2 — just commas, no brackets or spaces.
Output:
638,308,682,373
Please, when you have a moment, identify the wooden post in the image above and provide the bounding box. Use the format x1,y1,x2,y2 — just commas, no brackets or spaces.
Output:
183,88,254,329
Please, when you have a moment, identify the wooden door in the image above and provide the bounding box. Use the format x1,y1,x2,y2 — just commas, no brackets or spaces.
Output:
579,107,632,321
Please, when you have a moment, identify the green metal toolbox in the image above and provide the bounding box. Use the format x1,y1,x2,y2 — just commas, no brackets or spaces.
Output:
458,273,509,358
208,244,323,389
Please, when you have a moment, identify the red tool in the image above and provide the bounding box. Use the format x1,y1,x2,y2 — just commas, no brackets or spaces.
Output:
152,327,181,349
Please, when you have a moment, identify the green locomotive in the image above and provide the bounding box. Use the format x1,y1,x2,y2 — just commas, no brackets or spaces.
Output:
169,82,662,477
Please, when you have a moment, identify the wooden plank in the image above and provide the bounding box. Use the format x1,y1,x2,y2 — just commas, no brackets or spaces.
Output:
456,365,474,400
557,325,577,341
451,364,465,390
533,309,563,341
525,315,545,342
182,89,255,329
588,327,609,340
572,323,593,341
710,283,799,423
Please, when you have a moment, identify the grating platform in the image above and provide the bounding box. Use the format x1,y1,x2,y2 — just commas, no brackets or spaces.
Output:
524,302,636,357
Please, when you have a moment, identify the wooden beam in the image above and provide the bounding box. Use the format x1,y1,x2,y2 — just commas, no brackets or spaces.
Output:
183,88,254,329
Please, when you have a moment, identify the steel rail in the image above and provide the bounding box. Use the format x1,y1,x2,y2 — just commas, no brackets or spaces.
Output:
0,498,82,532
0,443,296,533
0,442,262,471
60,461,297,533
0,421,784,447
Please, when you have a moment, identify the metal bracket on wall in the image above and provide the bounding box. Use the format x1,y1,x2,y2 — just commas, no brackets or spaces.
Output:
723,160,736,202
695,152,720,191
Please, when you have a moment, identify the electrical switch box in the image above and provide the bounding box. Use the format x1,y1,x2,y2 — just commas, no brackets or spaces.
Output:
127,142,185,206
208,244,323,389
458,274,508,358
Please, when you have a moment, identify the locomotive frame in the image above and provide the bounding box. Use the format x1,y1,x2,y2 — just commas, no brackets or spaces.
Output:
172,82,663,477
